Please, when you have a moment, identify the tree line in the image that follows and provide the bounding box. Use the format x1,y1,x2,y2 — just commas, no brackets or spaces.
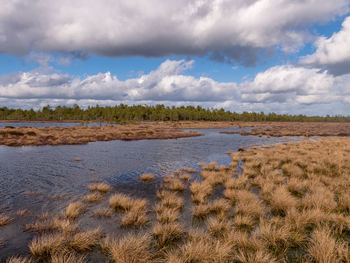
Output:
0,104,349,123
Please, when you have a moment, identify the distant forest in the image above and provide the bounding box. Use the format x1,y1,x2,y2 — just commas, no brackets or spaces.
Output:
0,104,349,123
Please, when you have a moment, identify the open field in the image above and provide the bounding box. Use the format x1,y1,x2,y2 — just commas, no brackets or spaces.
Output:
0,124,202,146
220,121,350,137
2,137,350,262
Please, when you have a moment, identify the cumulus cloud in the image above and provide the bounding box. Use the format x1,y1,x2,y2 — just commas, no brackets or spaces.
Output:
0,60,349,115
240,65,336,104
301,16,350,75
0,0,349,65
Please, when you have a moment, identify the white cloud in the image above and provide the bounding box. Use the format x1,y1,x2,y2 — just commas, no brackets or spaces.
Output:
0,60,349,115
301,16,350,75
0,0,349,65
240,65,336,104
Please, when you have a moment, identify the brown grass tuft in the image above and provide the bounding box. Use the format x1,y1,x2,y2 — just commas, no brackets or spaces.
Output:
88,182,112,193
155,205,180,224
83,192,104,203
206,217,231,238
120,207,149,227
166,238,232,263
0,215,13,226
29,233,66,258
6,257,31,263
166,178,185,191
139,173,156,182
50,252,86,263
157,191,184,210
103,233,154,263
307,228,337,262
190,180,213,203
192,203,211,219
270,186,298,216
92,207,112,217
69,228,102,252
152,222,185,247
65,201,87,220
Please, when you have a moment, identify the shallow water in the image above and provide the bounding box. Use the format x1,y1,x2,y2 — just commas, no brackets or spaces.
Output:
0,125,299,259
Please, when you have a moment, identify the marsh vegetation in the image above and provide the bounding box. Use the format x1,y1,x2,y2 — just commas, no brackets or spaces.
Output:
2,137,350,262
0,124,202,146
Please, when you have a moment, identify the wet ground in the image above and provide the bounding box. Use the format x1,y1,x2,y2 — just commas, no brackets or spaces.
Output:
0,123,300,260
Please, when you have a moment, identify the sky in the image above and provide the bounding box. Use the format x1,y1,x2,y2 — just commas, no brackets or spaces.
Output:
1,1,350,115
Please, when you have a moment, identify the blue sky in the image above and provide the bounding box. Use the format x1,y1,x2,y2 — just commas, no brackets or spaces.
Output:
1,1,350,115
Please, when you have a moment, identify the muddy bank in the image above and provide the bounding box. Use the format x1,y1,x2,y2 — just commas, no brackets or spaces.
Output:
0,124,202,146
220,121,350,137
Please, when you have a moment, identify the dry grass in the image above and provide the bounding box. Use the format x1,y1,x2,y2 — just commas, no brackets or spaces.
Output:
65,201,87,220
166,177,185,191
92,207,112,217
233,214,256,232
208,198,231,215
254,220,290,258
0,214,13,226
235,249,277,263
6,257,31,263
220,121,350,137
206,217,231,238
69,228,102,251
29,233,66,258
165,238,232,263
16,209,30,217
179,173,192,181
155,205,180,223
140,173,156,182
5,137,350,262
120,207,149,227
88,182,112,193
190,180,213,203
192,203,211,219
152,222,185,247
25,217,62,233
307,228,338,262
270,186,298,216
103,233,154,263
50,252,86,263
0,124,202,146
157,190,184,210
83,192,104,202
29,227,101,258
109,193,147,211
181,167,198,173
109,193,149,226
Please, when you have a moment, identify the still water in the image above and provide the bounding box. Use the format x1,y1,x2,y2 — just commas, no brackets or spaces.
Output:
0,124,298,259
